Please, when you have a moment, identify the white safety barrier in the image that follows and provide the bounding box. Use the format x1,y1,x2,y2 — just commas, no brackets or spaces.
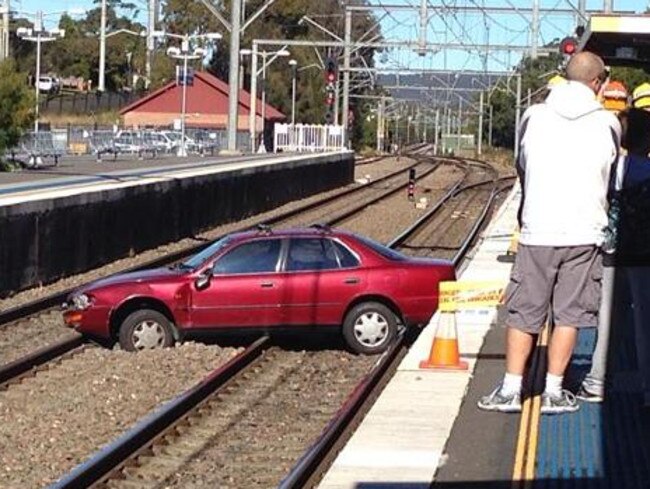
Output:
273,123,346,153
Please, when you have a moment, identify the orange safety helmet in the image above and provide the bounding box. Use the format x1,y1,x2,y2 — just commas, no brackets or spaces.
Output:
601,80,628,112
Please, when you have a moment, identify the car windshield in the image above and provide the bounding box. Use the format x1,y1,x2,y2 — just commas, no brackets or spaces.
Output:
181,236,233,270
165,132,182,141
355,235,408,261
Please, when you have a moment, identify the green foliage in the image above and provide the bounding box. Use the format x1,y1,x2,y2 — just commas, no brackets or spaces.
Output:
486,54,563,149
0,60,33,162
12,5,147,92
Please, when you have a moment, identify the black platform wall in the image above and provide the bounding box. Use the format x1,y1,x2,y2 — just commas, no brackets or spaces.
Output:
0,153,354,298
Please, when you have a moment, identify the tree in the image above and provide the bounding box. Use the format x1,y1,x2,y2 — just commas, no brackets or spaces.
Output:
0,60,34,167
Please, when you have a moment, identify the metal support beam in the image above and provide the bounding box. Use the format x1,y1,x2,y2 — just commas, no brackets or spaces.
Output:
249,42,259,152
342,9,351,146
478,91,484,156
226,0,242,152
531,0,539,59
242,0,276,31
99,0,107,91
199,0,232,32
514,73,522,162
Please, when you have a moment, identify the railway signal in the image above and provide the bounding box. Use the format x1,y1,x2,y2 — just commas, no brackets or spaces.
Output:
325,57,337,125
559,36,578,57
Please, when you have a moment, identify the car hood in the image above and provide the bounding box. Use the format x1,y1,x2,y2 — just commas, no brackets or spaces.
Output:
79,267,186,293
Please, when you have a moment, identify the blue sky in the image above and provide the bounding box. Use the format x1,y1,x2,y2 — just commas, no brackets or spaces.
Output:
14,0,648,72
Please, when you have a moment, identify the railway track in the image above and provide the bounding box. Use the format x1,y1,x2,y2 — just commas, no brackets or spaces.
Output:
0,153,514,488
0,154,457,377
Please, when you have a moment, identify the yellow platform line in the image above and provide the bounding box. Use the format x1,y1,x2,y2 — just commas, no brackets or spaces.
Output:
512,325,548,488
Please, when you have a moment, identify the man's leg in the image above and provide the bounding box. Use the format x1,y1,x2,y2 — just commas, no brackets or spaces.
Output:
478,244,553,413
547,325,579,376
544,245,601,414
506,327,536,375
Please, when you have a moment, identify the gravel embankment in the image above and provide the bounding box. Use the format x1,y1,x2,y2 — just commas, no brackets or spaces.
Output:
0,342,241,489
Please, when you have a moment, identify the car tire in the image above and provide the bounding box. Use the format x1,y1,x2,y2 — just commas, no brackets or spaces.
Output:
342,302,398,355
118,309,175,352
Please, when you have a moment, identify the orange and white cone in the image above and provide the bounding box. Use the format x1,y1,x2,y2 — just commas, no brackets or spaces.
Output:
419,310,468,371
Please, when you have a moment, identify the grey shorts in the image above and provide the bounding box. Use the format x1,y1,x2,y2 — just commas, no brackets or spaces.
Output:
505,244,602,333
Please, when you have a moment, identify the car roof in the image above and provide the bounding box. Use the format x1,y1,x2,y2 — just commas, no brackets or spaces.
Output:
227,226,354,244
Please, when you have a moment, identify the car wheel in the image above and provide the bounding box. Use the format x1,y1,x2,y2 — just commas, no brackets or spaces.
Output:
342,302,398,355
118,309,175,352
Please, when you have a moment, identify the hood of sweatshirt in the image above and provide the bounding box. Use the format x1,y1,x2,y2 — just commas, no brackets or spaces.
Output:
545,81,604,121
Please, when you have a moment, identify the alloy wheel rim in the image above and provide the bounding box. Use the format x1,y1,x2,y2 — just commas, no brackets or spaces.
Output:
353,312,389,347
132,320,165,350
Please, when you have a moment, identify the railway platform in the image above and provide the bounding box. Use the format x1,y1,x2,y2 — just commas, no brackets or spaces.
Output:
318,184,650,489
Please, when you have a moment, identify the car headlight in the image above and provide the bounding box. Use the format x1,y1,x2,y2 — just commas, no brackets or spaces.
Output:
69,293,93,311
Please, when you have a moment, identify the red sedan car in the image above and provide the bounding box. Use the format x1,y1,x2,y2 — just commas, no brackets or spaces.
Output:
63,226,455,354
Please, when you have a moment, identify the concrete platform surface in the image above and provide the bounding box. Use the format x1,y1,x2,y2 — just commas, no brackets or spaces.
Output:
318,185,521,489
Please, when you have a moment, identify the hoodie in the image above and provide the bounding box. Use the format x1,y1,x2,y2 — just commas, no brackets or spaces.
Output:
517,81,621,247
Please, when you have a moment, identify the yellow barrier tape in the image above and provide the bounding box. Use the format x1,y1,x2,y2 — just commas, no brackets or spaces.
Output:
439,280,505,312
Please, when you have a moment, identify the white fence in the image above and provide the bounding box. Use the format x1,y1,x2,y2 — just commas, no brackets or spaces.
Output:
273,123,346,153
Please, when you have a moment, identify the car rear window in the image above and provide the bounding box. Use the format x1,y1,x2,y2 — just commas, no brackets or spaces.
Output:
355,235,408,261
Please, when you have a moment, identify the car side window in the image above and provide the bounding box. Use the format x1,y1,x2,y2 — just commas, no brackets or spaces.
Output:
332,240,360,268
213,239,281,274
286,238,340,272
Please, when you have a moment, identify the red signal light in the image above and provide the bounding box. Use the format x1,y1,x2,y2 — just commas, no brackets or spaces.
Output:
559,37,577,55
326,72,336,83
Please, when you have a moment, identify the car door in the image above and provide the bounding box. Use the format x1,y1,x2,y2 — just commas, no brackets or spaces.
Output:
189,238,284,328
282,238,364,326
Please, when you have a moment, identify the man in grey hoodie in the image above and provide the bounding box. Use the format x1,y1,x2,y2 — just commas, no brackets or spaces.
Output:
478,52,621,415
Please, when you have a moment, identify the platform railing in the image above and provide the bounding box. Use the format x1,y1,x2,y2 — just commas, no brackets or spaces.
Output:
274,123,346,153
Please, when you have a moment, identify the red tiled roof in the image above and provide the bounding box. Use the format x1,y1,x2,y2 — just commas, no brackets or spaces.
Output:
119,71,285,120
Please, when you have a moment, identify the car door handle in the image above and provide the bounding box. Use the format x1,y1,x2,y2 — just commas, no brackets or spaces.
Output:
344,277,360,284
260,281,275,288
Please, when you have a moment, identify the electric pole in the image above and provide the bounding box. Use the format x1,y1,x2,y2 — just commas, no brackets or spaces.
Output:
99,0,107,91
225,0,242,153
146,0,156,88
0,0,9,61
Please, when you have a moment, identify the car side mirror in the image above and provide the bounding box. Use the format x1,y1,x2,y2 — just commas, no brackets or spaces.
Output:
195,268,213,291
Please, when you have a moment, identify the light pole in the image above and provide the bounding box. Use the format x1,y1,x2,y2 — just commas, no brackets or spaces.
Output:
17,13,65,133
289,59,297,126
99,28,148,92
241,48,290,153
155,31,222,157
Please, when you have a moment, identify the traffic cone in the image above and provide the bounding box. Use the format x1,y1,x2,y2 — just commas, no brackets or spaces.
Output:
419,310,468,371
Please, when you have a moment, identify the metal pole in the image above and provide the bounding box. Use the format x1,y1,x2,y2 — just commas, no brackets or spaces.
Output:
407,117,411,145
146,0,156,88
434,108,440,155
179,53,188,156
418,0,427,55
226,0,242,152
488,104,493,147
99,0,107,91
531,0,540,59
249,42,258,152
456,99,462,153
291,65,297,126
35,33,41,133
334,75,340,126
514,73,522,162
376,98,384,152
478,91,484,156
603,0,613,13
342,9,352,146
578,0,587,22
261,51,267,152
0,0,9,61
527,88,532,107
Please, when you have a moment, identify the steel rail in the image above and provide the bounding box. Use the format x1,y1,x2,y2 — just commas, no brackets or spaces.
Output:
279,157,509,488
0,156,427,328
50,336,270,489
0,155,450,389
0,335,84,387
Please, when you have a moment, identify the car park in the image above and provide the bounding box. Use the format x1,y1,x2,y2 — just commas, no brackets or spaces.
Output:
63,226,455,355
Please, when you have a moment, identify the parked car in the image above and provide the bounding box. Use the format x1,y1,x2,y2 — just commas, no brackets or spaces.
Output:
63,226,455,354
37,75,60,93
